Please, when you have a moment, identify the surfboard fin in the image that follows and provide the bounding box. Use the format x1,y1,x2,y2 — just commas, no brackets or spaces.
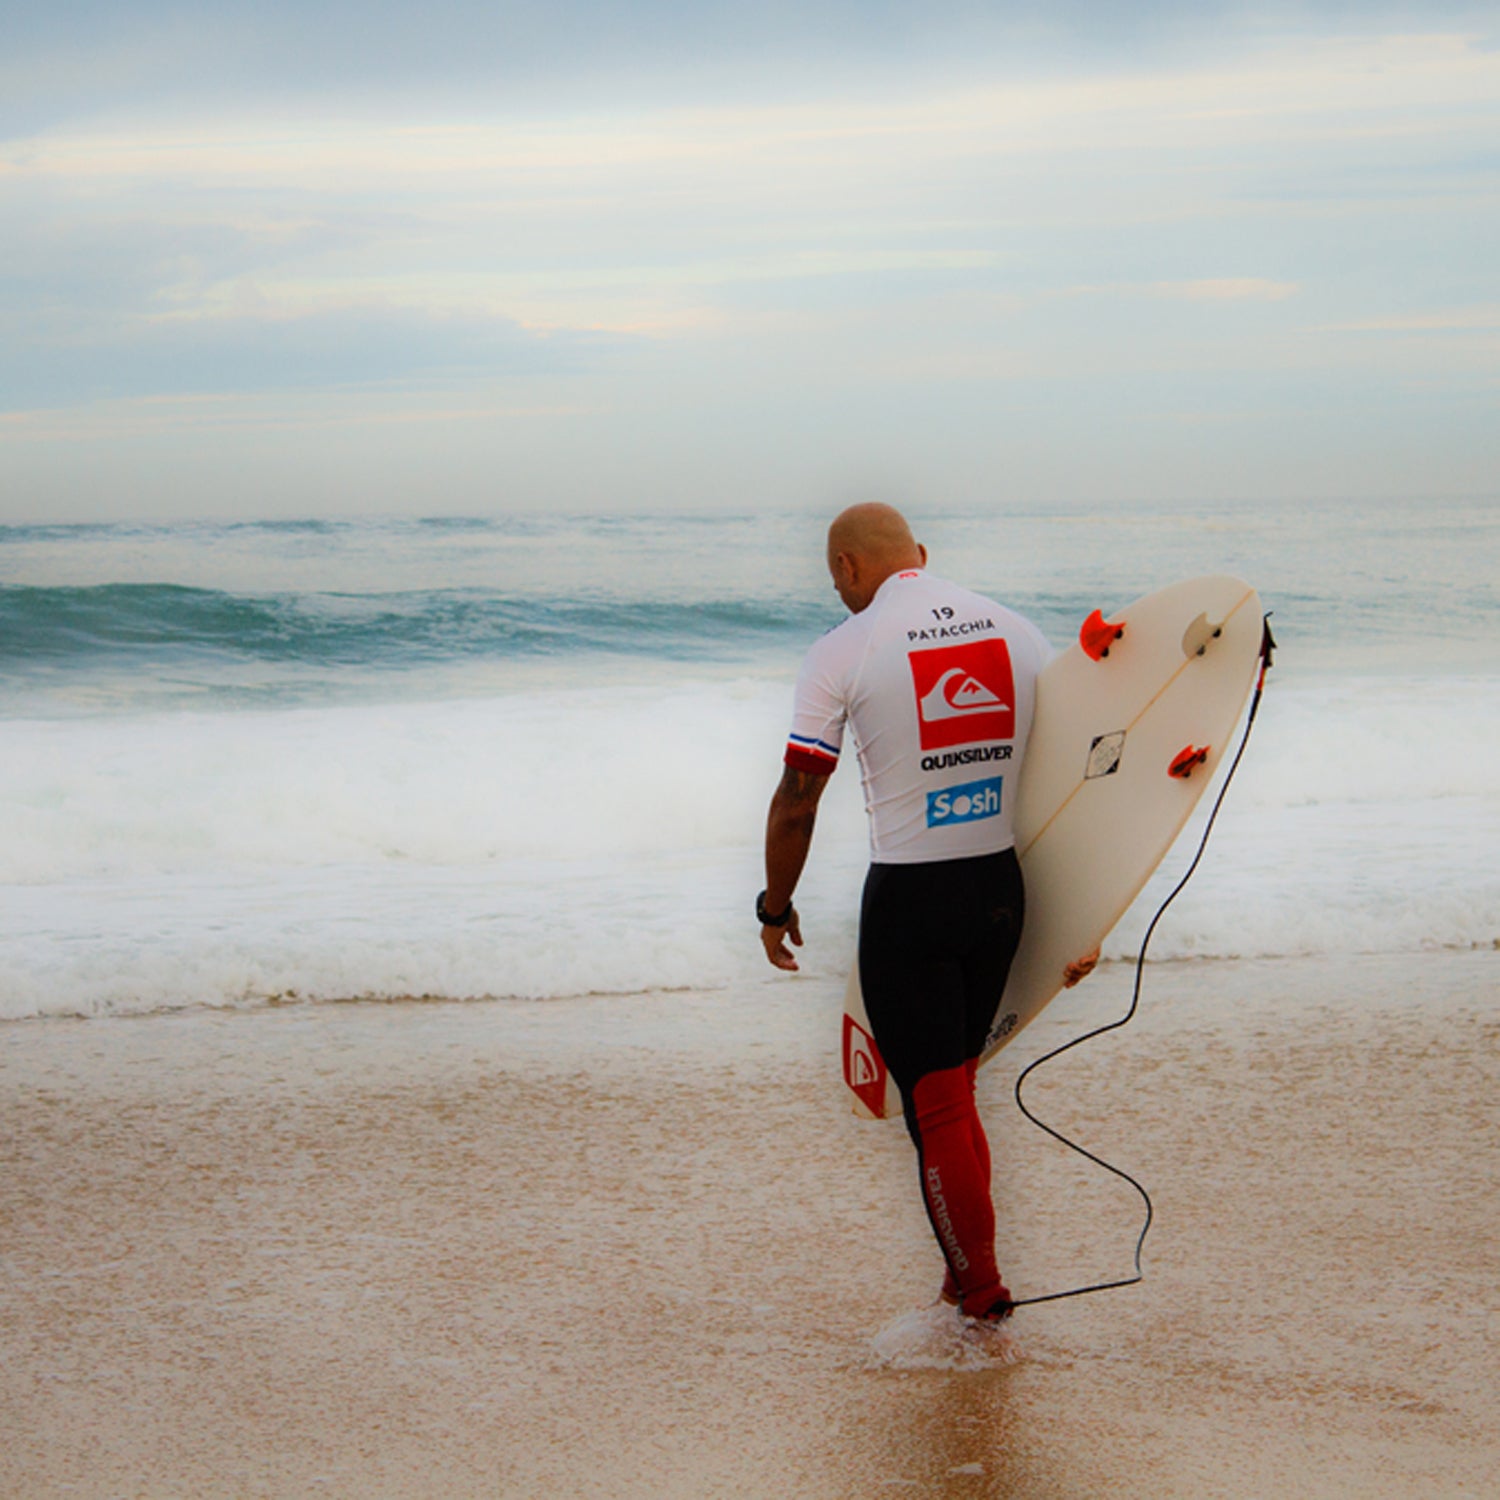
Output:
1079,609,1125,661
1169,745,1210,778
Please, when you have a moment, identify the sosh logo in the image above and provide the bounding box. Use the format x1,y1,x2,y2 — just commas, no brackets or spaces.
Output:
926,776,1003,828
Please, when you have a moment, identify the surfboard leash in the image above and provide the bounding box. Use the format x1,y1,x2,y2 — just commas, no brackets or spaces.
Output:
1005,614,1277,1311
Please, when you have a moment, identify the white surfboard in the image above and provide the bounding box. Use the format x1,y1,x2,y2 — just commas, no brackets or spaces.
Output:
842,575,1264,1121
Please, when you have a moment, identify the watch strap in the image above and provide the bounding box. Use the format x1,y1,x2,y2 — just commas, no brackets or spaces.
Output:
756,890,794,927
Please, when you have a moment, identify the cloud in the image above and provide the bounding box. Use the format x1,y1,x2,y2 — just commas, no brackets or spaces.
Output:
3,14,1499,516
1154,279,1300,301
11,2,1494,134
1314,306,1500,333
0,304,619,411
0,389,598,443
1062,279,1300,304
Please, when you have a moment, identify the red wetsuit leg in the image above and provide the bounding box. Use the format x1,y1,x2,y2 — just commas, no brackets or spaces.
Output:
913,1063,1008,1314
939,1059,993,1305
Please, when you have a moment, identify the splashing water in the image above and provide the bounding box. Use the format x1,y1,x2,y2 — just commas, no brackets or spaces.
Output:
869,1303,1022,1371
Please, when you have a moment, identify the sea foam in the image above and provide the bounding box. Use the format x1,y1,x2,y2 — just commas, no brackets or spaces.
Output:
1,671,1495,1020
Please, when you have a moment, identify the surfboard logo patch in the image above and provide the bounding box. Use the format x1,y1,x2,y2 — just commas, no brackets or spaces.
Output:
1086,731,1126,779
842,1015,889,1117
909,639,1015,749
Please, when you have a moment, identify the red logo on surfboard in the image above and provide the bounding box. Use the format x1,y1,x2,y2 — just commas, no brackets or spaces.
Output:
908,639,1015,749
843,1015,889,1118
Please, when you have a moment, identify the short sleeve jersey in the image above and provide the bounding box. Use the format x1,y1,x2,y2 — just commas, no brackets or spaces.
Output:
785,569,1051,864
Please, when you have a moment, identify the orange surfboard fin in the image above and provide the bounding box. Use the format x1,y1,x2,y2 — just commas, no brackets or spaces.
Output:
1080,609,1125,661
1169,745,1210,778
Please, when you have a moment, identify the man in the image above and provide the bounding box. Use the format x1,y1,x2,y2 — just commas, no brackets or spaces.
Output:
758,503,1094,1324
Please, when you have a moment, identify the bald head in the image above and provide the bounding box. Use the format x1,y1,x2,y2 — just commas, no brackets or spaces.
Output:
825,503,927,613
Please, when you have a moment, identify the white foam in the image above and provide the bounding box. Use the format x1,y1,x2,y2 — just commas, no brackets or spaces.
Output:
0,679,811,881
0,671,1494,1020
868,1303,1022,1370
1100,676,1500,962
1215,676,1499,808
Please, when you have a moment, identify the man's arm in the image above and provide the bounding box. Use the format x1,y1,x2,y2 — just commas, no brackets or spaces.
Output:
760,764,830,971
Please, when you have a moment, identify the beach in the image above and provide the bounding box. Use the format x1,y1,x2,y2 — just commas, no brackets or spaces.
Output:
4,948,1495,1498
6,4,1500,1488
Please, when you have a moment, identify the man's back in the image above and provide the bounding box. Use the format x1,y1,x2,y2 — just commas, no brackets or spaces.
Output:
785,568,1050,863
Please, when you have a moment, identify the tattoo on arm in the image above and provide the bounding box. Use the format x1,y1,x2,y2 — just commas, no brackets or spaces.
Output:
777,765,829,806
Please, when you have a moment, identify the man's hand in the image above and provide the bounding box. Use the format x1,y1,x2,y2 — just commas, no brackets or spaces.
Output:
760,909,803,971
761,764,828,973
1063,946,1100,988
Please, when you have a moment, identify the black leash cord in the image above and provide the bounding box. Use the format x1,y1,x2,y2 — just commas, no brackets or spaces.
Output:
1006,616,1275,1311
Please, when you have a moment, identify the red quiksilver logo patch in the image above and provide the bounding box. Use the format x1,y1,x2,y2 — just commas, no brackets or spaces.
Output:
908,638,1015,750
843,1014,889,1117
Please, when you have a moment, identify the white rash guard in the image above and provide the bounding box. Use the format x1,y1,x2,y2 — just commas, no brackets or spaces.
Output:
785,569,1051,864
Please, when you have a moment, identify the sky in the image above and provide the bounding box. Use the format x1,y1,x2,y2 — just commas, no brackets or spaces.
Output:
1,1,1497,522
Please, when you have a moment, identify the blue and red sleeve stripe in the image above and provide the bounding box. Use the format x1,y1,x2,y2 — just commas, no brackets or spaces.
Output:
785,734,838,775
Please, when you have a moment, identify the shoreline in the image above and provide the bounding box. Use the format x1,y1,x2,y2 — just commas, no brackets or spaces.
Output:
3,949,1496,1498
5,938,1495,1030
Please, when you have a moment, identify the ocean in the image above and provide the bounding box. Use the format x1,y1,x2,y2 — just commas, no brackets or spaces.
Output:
1,497,1496,1021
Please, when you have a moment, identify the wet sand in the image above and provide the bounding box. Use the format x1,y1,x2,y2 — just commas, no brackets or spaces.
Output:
2,950,1496,1498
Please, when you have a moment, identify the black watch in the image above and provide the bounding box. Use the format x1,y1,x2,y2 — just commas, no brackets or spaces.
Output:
756,890,794,927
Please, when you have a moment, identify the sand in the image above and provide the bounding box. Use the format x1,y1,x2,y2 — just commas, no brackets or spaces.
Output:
2,949,1496,1499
